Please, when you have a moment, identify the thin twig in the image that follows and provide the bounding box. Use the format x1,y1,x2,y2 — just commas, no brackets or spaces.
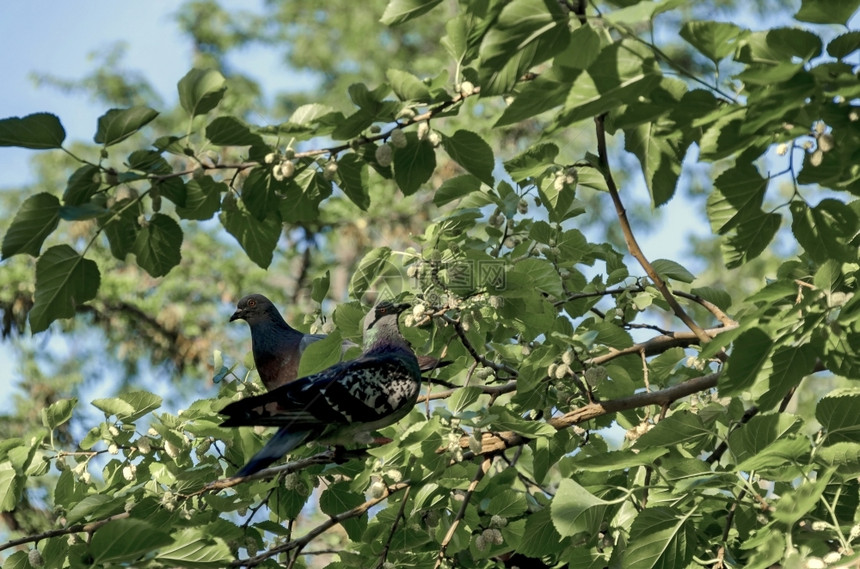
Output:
593,114,712,346
437,314,518,376
0,513,130,552
375,486,412,569
232,482,410,567
433,458,492,569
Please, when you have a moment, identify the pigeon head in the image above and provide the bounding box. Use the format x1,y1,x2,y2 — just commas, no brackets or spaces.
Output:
362,301,410,350
230,294,283,326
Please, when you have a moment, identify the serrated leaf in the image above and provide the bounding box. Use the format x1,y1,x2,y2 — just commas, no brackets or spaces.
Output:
176,177,224,220
728,413,802,464
0,112,65,149
178,68,227,116
101,198,142,260
41,398,77,429
827,31,860,58
157,528,232,568
719,327,773,396
449,386,482,415
433,174,482,207
723,211,781,268
65,494,119,524
504,142,559,181
132,213,182,277
297,332,344,377
624,507,695,569
517,507,564,557
636,411,711,449
624,121,686,207
817,388,860,444
311,271,331,304
790,199,858,263
479,0,569,71
380,0,443,25
349,247,392,298
29,245,100,333
571,447,669,471
1,193,60,259
707,161,768,234
90,518,173,564
795,0,860,25
650,259,695,283
0,463,21,512
319,482,367,540
94,106,158,146
510,258,565,297
680,21,744,62
386,69,432,102
551,479,610,537
337,153,370,210
220,202,281,269
486,407,556,437
757,344,817,410
206,116,264,146
393,133,436,195
441,130,494,185
64,164,102,205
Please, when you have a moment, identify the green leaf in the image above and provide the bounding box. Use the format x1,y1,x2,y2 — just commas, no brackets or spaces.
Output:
790,199,858,263
817,388,860,444
757,344,817,410
90,518,173,565
337,153,371,210
380,0,443,26
707,162,768,234
795,0,860,25
176,176,224,221
623,121,685,207
433,174,483,207
0,463,21,512
63,164,102,205
773,472,832,525
827,31,860,58
441,130,495,185
486,407,556,437
479,0,570,72
386,69,432,102
650,259,695,284
156,528,232,568
101,198,142,260
449,386,483,415
728,413,802,464
311,271,331,304
29,245,100,333
510,258,565,297
554,41,661,129
635,411,711,449
393,133,436,195
205,115,264,146
92,391,162,422
517,507,564,557
178,68,227,116
94,106,158,146
41,398,77,429
719,328,773,396
679,21,744,62
349,247,392,298
221,201,282,269
1,193,61,259
319,482,367,540
722,211,781,269
571,447,669,471
504,142,559,181
241,167,282,220
297,332,344,377
65,495,119,524
0,112,65,149
624,507,695,569
495,67,576,127
132,213,182,277
487,491,528,517
551,479,610,537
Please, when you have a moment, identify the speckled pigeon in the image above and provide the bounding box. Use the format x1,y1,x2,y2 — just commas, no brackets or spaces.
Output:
220,301,421,477
230,293,446,391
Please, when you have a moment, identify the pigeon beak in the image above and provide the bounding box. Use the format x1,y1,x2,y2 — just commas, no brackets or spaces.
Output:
229,310,242,322
392,302,411,314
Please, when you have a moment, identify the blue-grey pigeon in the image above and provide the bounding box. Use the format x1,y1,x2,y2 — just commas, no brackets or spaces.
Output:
220,301,421,477
230,293,446,391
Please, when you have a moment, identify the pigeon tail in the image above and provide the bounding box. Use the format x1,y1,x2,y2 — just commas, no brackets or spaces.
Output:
235,427,312,477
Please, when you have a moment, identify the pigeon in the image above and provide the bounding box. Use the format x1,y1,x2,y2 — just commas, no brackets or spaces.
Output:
220,301,421,477
230,293,447,391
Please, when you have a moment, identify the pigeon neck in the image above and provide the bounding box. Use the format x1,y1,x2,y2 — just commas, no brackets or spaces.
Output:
363,315,410,353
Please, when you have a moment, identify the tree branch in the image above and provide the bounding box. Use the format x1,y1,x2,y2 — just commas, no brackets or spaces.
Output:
433,458,492,569
0,513,130,553
593,114,712,345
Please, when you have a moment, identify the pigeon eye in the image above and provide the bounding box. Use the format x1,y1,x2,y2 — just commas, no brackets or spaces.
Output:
248,299,256,307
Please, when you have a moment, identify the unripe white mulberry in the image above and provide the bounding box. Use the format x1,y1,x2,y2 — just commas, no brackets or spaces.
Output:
164,441,180,458
323,159,338,181
459,81,475,97
417,121,430,140
554,364,569,380
776,143,788,156
263,152,278,164
108,444,119,455
122,464,136,481
490,515,507,528
561,350,574,365
29,549,44,567
108,425,120,437
547,363,558,378
427,130,442,147
818,132,835,152
517,198,528,214
280,160,296,179
553,176,565,192
369,480,387,499
390,128,407,148
369,124,382,134
375,143,393,167
468,435,483,454
474,534,487,551
136,436,152,454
